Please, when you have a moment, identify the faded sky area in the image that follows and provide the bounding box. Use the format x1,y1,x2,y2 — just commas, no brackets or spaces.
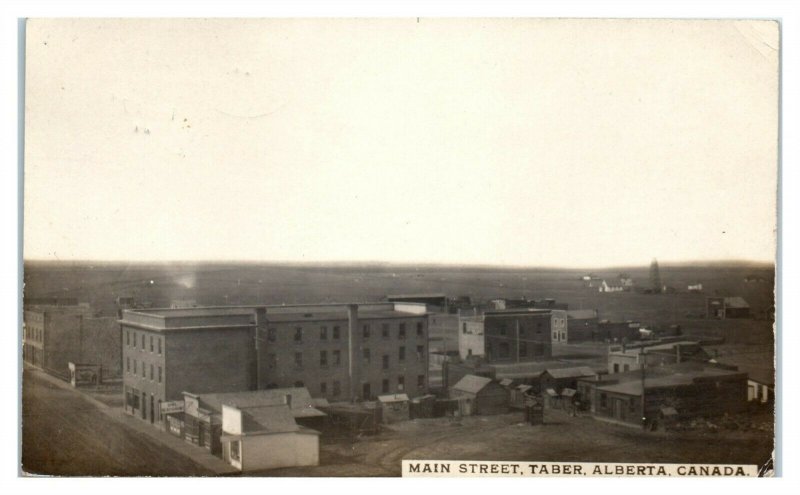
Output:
23,18,779,267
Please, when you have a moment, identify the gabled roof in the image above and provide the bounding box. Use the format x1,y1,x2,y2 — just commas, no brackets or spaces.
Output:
499,378,514,387
377,394,409,403
724,297,750,309
191,387,326,418
544,366,598,380
452,374,493,394
238,404,300,434
567,309,598,319
746,369,775,386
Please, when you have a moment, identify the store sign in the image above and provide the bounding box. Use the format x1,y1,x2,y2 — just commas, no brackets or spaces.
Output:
161,401,184,415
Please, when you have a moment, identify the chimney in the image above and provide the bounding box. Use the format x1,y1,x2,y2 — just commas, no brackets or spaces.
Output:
347,304,359,402
254,307,267,390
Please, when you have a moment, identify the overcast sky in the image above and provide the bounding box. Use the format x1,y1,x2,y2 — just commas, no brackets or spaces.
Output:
23,18,778,267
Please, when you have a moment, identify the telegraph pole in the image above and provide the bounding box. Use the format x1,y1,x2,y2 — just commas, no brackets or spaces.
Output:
640,348,647,430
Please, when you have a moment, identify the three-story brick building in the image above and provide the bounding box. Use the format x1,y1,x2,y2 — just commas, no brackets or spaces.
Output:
120,302,430,425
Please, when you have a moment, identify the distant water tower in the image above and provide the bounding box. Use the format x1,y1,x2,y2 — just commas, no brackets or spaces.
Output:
649,258,662,294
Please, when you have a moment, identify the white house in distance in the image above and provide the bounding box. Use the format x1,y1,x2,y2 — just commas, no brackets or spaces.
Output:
220,402,319,472
598,280,624,293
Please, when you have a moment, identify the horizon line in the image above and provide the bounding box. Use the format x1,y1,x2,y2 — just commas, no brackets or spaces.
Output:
21,257,776,271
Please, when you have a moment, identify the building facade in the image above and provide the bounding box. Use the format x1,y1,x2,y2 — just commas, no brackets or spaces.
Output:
120,302,430,426
120,307,258,426
257,303,429,402
483,310,553,363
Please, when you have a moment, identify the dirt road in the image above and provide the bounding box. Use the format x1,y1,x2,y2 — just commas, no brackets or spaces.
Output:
21,370,213,476
265,408,773,477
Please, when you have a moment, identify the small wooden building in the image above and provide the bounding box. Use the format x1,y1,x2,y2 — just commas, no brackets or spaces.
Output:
220,403,319,472
377,394,410,423
450,375,509,416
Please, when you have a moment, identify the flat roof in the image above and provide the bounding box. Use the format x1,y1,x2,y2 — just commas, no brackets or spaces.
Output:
264,309,426,323
596,367,745,396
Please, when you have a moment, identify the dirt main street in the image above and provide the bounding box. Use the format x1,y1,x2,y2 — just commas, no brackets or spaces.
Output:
21,370,213,476
21,368,773,477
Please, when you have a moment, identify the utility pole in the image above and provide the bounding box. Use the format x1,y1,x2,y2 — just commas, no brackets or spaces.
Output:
640,348,647,430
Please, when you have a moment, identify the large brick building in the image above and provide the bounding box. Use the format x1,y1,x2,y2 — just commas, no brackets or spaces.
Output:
23,307,120,377
120,302,430,425
483,309,553,363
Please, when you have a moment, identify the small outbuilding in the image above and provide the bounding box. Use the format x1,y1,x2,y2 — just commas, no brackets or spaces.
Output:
377,394,410,423
220,403,319,472
450,375,509,416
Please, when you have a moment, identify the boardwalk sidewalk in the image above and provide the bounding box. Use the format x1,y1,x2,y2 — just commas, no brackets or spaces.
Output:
26,367,239,476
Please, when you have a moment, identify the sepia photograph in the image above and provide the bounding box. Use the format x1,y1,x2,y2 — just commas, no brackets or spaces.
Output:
18,15,780,479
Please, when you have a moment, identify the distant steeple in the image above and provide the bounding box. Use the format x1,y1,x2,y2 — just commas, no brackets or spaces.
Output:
649,258,662,294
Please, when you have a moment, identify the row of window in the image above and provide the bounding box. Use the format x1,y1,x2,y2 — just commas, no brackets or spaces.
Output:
492,323,545,336
265,322,425,343
486,341,546,359
266,345,426,369
23,327,43,342
598,393,637,413
126,357,162,383
314,375,426,398
125,330,162,355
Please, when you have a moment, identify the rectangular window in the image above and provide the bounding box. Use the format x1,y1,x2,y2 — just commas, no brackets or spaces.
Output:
398,323,406,339
157,338,162,355
150,364,154,381
320,382,327,395
416,345,424,360
150,335,154,352
320,326,328,340
141,333,145,350
320,350,328,366
629,397,636,412
294,352,303,368
133,359,137,374
382,379,390,393
397,376,405,391
141,363,146,378
416,322,424,337
382,323,390,339
126,330,130,346
382,355,389,370
126,357,130,372
499,342,510,358
294,327,303,342
417,375,425,388
332,380,341,396
362,324,370,339
499,325,507,336
267,328,277,342
230,440,241,462
158,366,162,383
399,346,406,361
333,350,341,366
363,348,371,363
333,326,341,340
553,332,558,340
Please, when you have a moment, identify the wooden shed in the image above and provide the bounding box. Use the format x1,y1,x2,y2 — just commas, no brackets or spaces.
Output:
377,394,410,424
450,375,509,416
